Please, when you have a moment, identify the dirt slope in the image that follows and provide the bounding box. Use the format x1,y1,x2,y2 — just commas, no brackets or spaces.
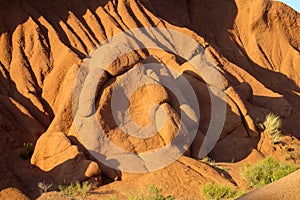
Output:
0,0,299,199
239,169,300,200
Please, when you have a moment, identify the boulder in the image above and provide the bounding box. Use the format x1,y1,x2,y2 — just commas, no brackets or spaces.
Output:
31,132,100,184
0,188,29,200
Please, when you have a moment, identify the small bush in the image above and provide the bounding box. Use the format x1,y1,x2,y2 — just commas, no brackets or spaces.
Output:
201,183,244,200
37,182,52,194
147,185,174,200
242,157,297,187
263,113,282,143
201,156,215,165
272,131,282,143
19,143,34,160
58,181,91,197
129,185,174,200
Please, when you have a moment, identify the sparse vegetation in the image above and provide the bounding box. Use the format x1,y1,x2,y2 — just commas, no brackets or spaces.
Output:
19,143,34,160
129,185,174,200
58,181,91,197
242,157,297,188
201,156,229,173
263,113,282,143
272,132,282,143
201,183,244,200
37,182,52,194
201,156,215,166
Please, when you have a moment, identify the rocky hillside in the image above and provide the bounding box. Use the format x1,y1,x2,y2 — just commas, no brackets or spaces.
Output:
0,0,299,199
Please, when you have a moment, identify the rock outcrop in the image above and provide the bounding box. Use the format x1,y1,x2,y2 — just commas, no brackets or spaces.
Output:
31,132,100,184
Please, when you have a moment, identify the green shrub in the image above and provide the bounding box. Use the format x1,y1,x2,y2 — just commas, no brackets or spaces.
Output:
263,113,282,143
129,185,174,200
19,143,34,160
147,185,174,200
58,181,91,197
201,156,215,165
242,157,297,187
201,183,244,200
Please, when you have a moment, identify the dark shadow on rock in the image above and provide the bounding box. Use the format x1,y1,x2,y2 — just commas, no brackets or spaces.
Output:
0,71,51,144
140,0,300,138
0,148,102,199
68,136,122,182
252,95,300,138
0,0,109,59
179,70,258,162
